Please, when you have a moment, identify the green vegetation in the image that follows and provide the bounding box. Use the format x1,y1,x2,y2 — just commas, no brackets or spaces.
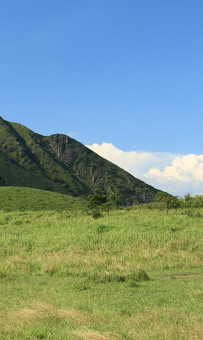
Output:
0,117,159,204
87,188,108,208
87,188,121,216
0,188,202,339
0,187,85,212
154,192,180,214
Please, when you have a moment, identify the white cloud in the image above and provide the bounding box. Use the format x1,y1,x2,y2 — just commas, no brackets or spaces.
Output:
86,142,177,176
145,154,203,195
86,143,203,196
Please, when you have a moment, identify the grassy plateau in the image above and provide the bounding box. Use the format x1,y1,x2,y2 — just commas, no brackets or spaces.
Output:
0,187,202,339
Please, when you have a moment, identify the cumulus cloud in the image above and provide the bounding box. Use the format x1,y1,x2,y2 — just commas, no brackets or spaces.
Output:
86,143,203,196
86,142,177,176
145,154,203,195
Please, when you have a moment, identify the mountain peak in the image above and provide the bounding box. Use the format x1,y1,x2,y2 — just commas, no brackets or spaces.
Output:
0,119,160,205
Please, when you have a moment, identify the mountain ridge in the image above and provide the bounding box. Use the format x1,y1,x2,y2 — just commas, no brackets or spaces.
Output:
0,117,161,205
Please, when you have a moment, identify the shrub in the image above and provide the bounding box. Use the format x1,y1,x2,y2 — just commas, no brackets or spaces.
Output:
92,209,101,219
135,269,150,281
128,269,150,283
96,224,107,233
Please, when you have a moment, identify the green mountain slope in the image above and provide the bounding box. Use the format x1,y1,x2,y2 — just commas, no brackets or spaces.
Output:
0,186,84,211
0,117,160,204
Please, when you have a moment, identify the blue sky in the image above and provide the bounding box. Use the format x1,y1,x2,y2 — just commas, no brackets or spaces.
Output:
0,1,203,195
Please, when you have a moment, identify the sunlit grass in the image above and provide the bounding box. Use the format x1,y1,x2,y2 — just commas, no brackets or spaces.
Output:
0,186,85,212
0,206,202,339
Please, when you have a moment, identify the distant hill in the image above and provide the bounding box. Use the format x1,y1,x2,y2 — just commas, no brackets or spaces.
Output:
0,117,160,205
0,186,84,212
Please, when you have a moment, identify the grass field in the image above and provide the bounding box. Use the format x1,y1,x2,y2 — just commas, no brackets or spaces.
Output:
0,188,202,339
0,187,85,212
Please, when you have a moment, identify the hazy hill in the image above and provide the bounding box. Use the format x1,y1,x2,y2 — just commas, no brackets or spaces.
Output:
0,117,159,205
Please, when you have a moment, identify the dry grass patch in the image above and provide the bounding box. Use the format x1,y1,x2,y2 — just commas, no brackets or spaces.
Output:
4,302,88,328
75,328,124,340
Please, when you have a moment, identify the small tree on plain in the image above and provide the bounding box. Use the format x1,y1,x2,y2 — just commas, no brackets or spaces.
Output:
87,188,107,209
154,192,180,214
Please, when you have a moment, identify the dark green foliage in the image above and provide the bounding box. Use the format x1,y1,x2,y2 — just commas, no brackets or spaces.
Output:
126,271,149,288
92,209,102,219
108,191,121,207
0,117,161,205
87,188,107,208
133,269,150,281
88,190,121,216
154,192,180,210
96,224,107,233
185,193,192,201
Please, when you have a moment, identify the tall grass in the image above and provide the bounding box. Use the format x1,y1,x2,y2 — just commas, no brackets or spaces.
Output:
0,206,202,339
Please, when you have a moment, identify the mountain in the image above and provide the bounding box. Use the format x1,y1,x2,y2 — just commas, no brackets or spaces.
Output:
0,117,160,205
